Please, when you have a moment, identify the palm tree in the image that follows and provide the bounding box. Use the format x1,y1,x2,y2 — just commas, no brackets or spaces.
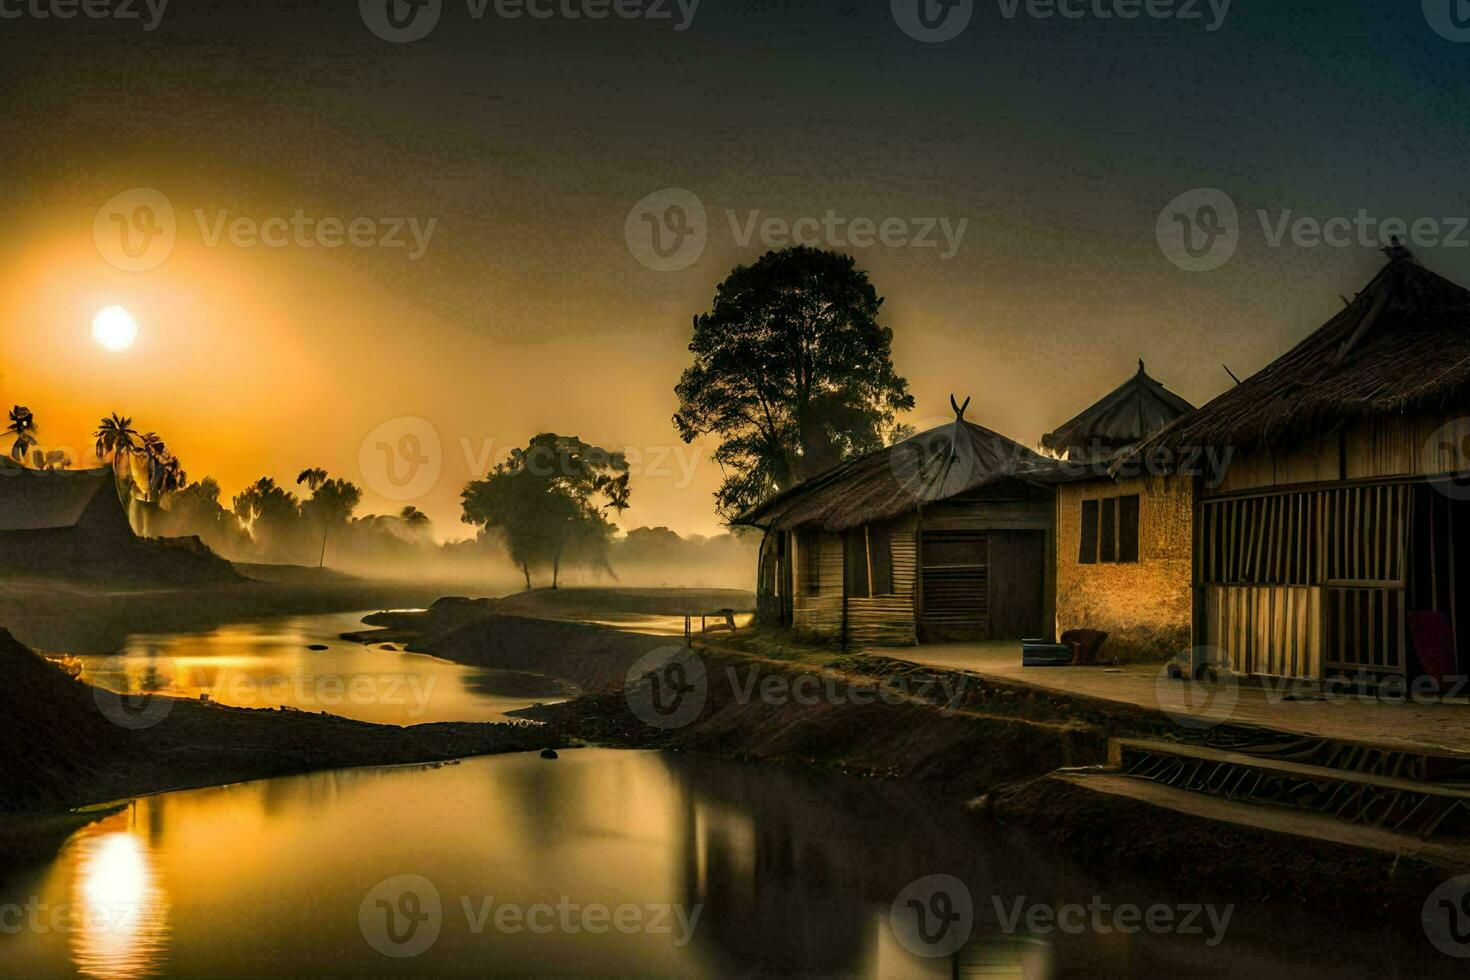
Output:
6,406,37,465
94,413,139,471
297,467,332,566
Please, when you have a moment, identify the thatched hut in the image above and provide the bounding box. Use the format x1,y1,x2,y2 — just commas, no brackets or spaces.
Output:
1130,244,1470,683
737,401,1060,646
1045,363,1197,661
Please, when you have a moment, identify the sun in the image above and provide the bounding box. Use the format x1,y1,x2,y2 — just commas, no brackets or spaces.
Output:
92,305,139,352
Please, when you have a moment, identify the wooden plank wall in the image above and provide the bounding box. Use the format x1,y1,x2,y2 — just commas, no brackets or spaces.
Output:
1212,409,1470,495
1205,584,1322,678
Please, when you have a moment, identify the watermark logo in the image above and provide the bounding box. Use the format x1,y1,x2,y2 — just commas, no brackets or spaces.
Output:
359,416,443,502
625,188,708,272
1423,419,1470,501
0,0,169,30
1424,0,1470,42
94,188,177,273
91,654,177,730
360,874,443,958
1156,188,1238,272
890,874,974,958
360,0,443,42
1424,875,1470,957
891,0,974,43
624,645,708,729
1154,647,1238,729
993,895,1233,945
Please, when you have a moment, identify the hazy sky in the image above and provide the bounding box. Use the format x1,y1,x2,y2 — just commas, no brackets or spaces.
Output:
3,0,1469,537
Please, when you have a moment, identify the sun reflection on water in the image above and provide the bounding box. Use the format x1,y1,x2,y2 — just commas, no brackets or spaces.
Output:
69,820,170,980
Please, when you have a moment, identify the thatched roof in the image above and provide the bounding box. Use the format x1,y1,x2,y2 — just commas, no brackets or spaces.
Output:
1130,246,1470,459
736,402,1057,532
0,467,118,532
1042,360,1195,460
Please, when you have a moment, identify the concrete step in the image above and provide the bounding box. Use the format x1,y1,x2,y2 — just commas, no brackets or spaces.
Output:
1191,729,1470,786
1052,770,1470,865
1107,738,1470,840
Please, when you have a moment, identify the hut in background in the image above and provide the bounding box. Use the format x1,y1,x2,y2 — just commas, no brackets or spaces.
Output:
1133,244,1470,683
1045,362,1198,661
739,400,1059,647
0,464,239,586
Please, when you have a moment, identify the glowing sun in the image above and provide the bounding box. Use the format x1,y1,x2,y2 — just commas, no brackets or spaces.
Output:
92,305,139,352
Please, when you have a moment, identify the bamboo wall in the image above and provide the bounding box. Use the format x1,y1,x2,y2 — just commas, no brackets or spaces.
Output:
846,514,919,645
1203,584,1323,679
1055,473,1194,661
792,530,845,639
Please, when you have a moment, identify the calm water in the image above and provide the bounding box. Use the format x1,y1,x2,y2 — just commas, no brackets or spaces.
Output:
0,750,1459,979
74,611,572,725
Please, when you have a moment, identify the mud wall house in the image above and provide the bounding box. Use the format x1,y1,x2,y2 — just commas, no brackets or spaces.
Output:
1130,246,1470,684
1043,362,1198,661
740,404,1060,647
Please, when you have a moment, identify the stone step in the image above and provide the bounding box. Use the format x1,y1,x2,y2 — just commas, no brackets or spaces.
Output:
1107,738,1470,840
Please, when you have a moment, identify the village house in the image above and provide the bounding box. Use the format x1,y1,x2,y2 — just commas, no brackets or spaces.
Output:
739,400,1058,647
1130,243,1470,685
1044,361,1198,661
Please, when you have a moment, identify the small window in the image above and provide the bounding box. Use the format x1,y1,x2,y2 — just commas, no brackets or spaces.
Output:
1100,498,1117,563
1079,494,1141,565
1079,500,1099,565
869,523,895,596
1118,495,1140,563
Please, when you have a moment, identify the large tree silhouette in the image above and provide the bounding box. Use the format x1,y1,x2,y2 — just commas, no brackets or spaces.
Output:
674,246,913,520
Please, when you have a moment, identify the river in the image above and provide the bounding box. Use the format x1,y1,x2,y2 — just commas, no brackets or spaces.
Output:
1,613,1461,977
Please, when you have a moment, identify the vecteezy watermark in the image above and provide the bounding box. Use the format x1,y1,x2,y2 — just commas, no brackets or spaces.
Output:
1423,0,1470,43
992,895,1234,946
889,875,974,958
359,417,445,502
0,0,168,31
1155,188,1239,272
1423,418,1470,502
1157,188,1470,272
623,647,970,731
0,896,171,936
93,188,438,271
625,188,969,272
891,0,1230,43
1424,874,1470,958
356,419,705,502
91,653,177,730
358,874,702,958
625,646,708,729
1153,647,1238,729
359,0,700,44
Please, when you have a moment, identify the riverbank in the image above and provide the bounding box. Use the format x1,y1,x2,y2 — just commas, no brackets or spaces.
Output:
349,598,1470,925
0,627,564,819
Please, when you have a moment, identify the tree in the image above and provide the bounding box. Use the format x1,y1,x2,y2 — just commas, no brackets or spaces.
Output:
461,433,630,589
6,406,37,465
94,413,139,471
673,246,914,520
296,467,338,566
232,477,301,556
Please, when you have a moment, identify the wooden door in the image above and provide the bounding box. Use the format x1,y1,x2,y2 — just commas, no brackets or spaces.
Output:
987,530,1047,641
